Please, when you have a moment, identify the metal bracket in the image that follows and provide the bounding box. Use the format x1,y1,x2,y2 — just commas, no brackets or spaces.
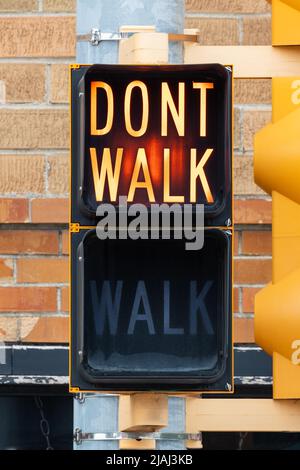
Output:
77,28,199,46
77,28,133,46
74,428,201,445
70,223,80,233
74,392,85,404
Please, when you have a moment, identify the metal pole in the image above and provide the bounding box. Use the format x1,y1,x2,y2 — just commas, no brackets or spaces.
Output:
74,0,185,450
77,0,184,64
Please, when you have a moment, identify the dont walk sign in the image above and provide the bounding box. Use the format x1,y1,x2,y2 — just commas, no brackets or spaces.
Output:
70,64,233,393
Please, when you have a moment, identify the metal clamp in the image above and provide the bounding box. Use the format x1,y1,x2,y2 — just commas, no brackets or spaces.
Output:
74,392,85,404
74,428,201,445
77,28,199,46
77,28,134,46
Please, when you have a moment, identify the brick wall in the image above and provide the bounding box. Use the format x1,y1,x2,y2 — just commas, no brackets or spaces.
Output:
0,0,74,343
0,0,272,344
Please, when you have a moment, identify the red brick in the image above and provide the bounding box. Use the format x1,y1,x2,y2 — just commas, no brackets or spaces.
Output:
17,258,69,283
0,198,28,223
0,287,57,312
0,230,59,254
234,258,272,284
241,230,272,255
0,259,13,280
61,231,69,254
234,199,272,224
242,287,261,313
61,286,69,312
233,287,239,313
21,316,68,343
234,231,239,255
31,198,69,223
234,317,255,343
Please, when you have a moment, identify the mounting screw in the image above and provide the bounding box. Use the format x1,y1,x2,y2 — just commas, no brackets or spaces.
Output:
226,383,232,391
225,218,232,227
78,256,82,261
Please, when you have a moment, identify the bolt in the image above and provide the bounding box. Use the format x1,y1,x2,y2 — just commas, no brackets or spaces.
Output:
226,383,232,391
225,218,232,227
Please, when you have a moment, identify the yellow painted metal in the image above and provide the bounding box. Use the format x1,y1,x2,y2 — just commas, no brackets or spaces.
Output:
118,394,168,450
119,394,168,432
273,352,300,399
272,0,300,46
254,77,300,398
184,45,300,78
272,77,300,121
186,398,300,432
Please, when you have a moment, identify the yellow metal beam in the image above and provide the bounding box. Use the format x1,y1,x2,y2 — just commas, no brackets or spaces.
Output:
184,45,300,78
186,398,300,432
119,394,168,450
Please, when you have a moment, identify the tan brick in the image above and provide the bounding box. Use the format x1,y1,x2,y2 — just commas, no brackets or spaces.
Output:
31,198,69,223
234,108,241,150
0,198,28,223
0,109,69,149
185,0,270,13
0,230,59,254
47,155,69,194
0,17,75,58
185,18,239,45
234,79,271,104
241,230,272,255
242,287,261,313
50,64,69,103
21,316,69,343
243,110,271,152
61,286,69,312
0,259,13,281
0,317,18,341
234,258,272,284
0,287,57,312
0,64,45,103
243,16,272,46
43,0,75,12
61,231,69,254
234,156,264,196
0,0,38,11
234,317,254,343
0,155,45,194
17,257,69,283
